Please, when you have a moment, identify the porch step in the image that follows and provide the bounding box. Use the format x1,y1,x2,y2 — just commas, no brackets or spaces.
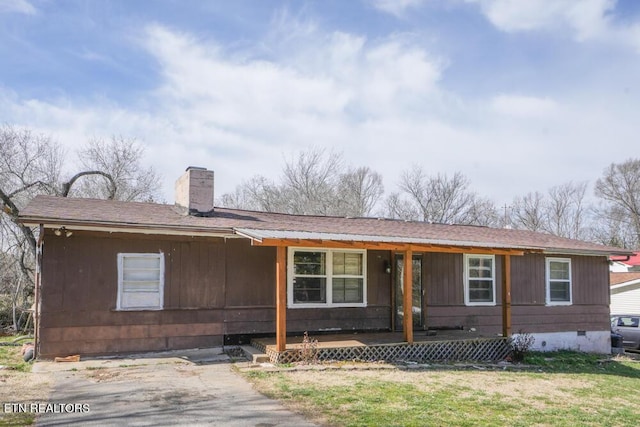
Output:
241,345,270,363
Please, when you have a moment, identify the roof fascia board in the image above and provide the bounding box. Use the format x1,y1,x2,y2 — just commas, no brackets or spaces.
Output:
233,227,535,251
32,222,238,238
543,249,632,257
249,237,527,256
611,280,640,294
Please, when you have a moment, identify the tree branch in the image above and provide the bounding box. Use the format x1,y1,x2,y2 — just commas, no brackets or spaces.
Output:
62,170,116,199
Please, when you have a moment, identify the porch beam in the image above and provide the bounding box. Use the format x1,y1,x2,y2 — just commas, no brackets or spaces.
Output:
403,249,414,344
502,254,512,338
253,238,528,256
276,246,287,352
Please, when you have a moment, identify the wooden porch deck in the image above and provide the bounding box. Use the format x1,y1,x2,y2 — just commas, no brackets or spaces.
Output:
251,331,511,364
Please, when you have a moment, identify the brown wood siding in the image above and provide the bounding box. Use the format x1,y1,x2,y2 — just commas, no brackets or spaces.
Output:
39,232,393,357
423,253,610,335
367,250,392,306
425,253,464,306
38,228,611,357
424,253,503,305
510,253,545,304
225,239,275,307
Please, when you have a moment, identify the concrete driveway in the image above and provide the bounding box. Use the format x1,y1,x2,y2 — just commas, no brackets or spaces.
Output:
32,348,317,426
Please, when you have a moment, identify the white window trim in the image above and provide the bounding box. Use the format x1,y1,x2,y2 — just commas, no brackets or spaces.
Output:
546,257,572,306
117,253,165,311
464,254,496,306
288,247,367,308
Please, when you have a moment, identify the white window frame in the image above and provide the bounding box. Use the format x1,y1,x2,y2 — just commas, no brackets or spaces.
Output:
464,254,496,306
117,253,165,311
288,247,367,308
546,257,572,306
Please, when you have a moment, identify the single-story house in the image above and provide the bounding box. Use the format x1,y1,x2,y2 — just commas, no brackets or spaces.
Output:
19,167,632,359
610,272,640,315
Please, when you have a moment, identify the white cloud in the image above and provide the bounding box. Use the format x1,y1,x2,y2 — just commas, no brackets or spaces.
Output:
468,0,640,52
370,0,427,18
491,94,560,118
470,0,613,38
0,0,36,14
1,14,638,208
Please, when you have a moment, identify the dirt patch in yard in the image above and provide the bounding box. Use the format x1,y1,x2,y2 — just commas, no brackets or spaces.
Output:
0,369,52,403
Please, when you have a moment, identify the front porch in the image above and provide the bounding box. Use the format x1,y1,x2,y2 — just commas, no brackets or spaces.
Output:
251,331,511,364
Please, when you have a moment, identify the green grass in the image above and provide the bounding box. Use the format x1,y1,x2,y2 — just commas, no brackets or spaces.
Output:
0,335,36,426
0,335,32,372
242,352,640,427
0,412,35,427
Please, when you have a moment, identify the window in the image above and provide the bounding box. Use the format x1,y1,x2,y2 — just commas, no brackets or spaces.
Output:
289,248,366,307
546,257,572,305
117,253,164,310
464,254,495,306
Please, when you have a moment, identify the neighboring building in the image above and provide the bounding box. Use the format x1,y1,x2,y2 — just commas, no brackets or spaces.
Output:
19,167,632,358
610,272,640,315
609,253,640,272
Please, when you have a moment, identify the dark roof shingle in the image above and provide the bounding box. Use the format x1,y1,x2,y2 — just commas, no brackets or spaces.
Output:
19,195,632,256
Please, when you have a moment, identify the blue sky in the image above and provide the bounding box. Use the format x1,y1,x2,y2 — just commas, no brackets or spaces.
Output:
2,0,640,207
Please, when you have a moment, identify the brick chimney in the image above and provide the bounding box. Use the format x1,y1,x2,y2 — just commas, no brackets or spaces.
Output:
175,166,214,215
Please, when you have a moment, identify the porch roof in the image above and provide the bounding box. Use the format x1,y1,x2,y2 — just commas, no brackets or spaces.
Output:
19,195,632,256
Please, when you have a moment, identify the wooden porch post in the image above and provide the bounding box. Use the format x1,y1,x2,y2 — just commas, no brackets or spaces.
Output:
276,246,287,352
502,254,512,338
403,249,413,344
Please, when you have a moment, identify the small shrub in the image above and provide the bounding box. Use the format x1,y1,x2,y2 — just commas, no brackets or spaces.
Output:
299,331,318,365
509,330,535,362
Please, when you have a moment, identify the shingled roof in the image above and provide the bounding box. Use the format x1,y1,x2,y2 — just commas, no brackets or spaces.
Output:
19,195,632,256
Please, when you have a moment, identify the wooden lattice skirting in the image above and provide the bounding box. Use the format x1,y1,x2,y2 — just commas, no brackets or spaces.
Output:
257,338,511,364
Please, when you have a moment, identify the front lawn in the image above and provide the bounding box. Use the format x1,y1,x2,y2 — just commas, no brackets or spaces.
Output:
241,352,640,426
0,335,41,426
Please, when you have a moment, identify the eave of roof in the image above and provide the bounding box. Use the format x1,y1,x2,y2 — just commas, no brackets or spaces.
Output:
18,195,634,257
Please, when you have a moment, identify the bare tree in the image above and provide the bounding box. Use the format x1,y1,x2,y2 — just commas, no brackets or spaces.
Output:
335,167,384,217
589,204,637,248
595,159,640,246
220,148,384,217
545,182,588,239
72,136,161,202
509,182,589,240
0,125,162,330
511,192,545,232
281,148,342,215
385,166,496,225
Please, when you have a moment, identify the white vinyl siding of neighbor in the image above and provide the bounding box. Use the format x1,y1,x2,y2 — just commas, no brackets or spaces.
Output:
117,253,164,310
610,280,640,314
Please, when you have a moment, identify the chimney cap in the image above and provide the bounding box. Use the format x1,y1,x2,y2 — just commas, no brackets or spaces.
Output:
185,166,207,172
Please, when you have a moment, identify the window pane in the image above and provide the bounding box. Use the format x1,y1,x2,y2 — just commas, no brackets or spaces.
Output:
122,292,161,309
123,281,159,292
468,257,493,279
469,280,493,302
123,256,160,270
123,269,160,281
550,281,570,301
293,277,326,303
333,252,363,275
332,278,363,303
294,252,326,275
550,261,570,280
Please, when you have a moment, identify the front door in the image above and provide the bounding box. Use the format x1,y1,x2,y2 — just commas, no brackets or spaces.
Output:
394,254,423,331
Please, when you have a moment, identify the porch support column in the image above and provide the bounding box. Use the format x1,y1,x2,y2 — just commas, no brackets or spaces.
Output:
501,254,512,338
276,246,287,352
403,249,414,344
